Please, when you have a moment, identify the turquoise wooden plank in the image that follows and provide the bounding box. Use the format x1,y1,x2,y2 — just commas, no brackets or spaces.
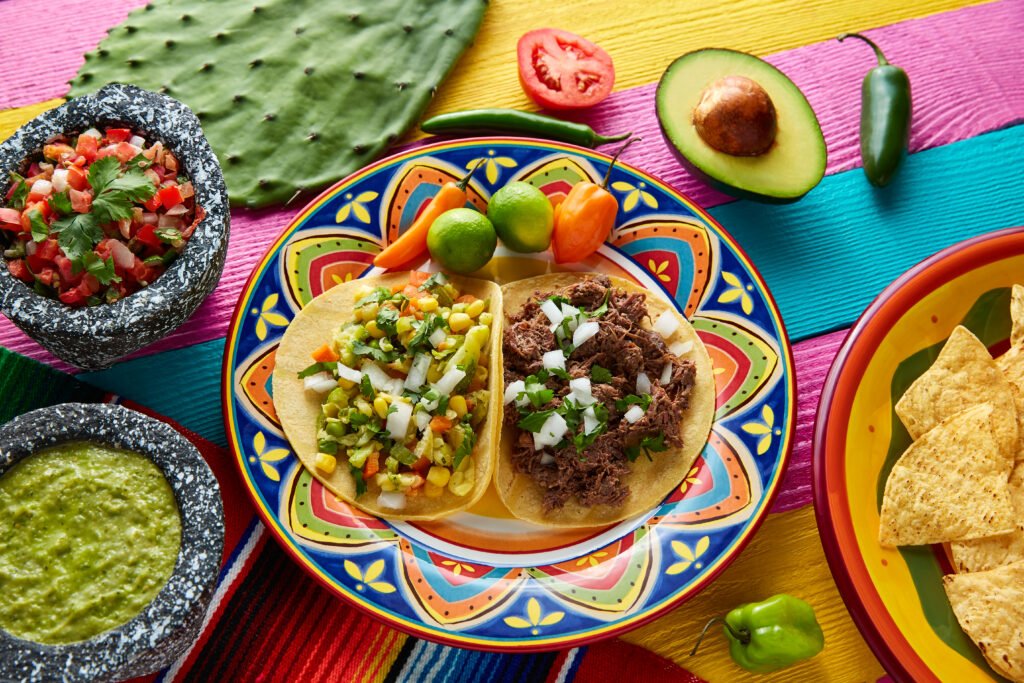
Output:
79,339,227,446
708,124,1024,341
78,125,1024,441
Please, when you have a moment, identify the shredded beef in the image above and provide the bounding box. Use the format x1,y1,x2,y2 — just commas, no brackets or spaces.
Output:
503,275,698,512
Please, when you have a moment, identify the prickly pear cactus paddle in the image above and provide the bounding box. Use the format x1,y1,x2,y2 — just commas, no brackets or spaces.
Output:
68,0,487,208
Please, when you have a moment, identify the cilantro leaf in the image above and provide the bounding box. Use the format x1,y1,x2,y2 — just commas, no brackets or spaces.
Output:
625,432,668,462
87,156,121,194
27,209,49,243
349,464,367,496
549,367,571,380
50,213,101,264
90,191,135,224
81,252,121,285
8,173,28,210
408,312,443,351
352,339,398,363
348,411,371,427
297,361,337,378
517,409,555,433
452,424,476,470
126,153,154,170
587,291,611,318
105,166,158,202
48,191,73,216
591,365,613,384
318,439,339,455
360,374,374,398
376,306,399,336
615,393,652,413
522,381,554,409
155,227,183,247
418,272,447,292
355,287,392,308
390,443,417,465
546,295,571,308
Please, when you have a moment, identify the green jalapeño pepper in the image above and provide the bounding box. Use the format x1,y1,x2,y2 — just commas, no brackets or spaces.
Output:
422,109,631,148
838,33,912,187
690,594,824,673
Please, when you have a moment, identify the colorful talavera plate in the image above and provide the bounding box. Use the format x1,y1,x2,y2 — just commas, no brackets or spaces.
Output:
222,139,794,650
814,227,1024,681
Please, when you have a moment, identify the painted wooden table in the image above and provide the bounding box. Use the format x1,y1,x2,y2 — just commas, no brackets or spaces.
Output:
2,0,1022,680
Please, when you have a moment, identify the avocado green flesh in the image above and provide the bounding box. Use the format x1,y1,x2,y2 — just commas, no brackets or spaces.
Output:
657,49,827,201
0,442,181,644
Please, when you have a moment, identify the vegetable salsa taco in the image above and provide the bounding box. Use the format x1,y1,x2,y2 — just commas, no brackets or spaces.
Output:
496,273,715,527
272,271,502,520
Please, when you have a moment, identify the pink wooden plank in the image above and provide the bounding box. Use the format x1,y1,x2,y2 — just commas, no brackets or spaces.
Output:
0,0,146,110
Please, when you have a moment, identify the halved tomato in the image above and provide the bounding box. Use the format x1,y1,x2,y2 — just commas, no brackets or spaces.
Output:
517,29,615,110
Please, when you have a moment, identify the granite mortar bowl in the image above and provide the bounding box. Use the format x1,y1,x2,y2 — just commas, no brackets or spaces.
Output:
0,83,229,370
0,403,224,683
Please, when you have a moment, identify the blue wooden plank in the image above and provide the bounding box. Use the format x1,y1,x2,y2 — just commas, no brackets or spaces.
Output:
709,124,1024,340
78,125,1024,442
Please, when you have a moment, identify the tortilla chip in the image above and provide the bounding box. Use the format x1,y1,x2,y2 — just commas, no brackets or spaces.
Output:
494,274,717,528
997,287,1024,459
944,560,1024,682
1012,284,1024,348
879,402,1016,546
952,462,1024,572
895,326,1018,448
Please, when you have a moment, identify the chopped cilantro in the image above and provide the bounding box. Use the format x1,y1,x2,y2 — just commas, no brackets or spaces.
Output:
591,365,613,384
318,439,339,455
523,382,554,409
587,291,611,317
390,443,416,465
408,312,443,350
349,411,371,427
27,209,49,243
87,156,122,193
376,306,399,336
47,191,73,216
625,433,669,462
436,394,450,415
615,393,652,413
50,212,102,264
297,361,337,378
155,227,183,245
417,272,447,292
349,464,367,496
546,295,571,308
355,287,392,307
452,425,476,470
549,367,571,380
517,409,555,433
126,153,154,170
81,252,121,285
360,375,374,398
352,339,398,363
8,173,28,210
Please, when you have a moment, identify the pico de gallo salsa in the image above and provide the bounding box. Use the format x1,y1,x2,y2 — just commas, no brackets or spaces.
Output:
1,126,202,306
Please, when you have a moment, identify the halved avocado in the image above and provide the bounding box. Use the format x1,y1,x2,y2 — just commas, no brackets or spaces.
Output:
656,48,826,203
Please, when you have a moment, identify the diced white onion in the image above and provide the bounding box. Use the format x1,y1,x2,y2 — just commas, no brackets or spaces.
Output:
157,214,184,229
142,212,159,225
572,321,600,348
653,311,680,338
429,328,447,348
386,378,405,397
164,203,188,216
541,300,564,327
636,372,651,395
539,452,555,465
377,491,407,510
660,363,674,386
583,406,600,435
30,179,52,196
624,405,645,424
303,372,337,394
432,368,466,396
414,410,432,431
336,363,363,383
542,349,566,371
81,128,102,139
569,377,596,407
669,341,693,357
404,353,431,391
360,361,392,390
560,303,580,319
386,400,413,440
504,379,526,406
51,169,68,193
109,239,135,269
128,135,145,148
533,412,568,450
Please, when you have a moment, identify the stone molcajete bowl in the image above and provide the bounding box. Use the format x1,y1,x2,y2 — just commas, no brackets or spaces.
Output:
0,403,224,683
0,83,228,370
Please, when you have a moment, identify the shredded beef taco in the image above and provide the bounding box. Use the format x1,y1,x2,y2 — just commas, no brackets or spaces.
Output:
495,273,715,527
273,271,502,520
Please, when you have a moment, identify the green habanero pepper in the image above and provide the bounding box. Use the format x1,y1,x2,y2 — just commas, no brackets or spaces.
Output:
421,109,631,148
690,594,824,673
838,33,912,187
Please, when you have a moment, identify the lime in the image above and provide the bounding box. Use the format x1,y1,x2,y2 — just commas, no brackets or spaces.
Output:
426,208,497,274
486,182,554,253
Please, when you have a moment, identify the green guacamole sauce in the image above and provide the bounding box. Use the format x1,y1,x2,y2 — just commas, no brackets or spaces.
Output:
0,441,182,644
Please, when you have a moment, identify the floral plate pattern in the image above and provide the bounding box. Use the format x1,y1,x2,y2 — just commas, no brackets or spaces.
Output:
222,139,794,650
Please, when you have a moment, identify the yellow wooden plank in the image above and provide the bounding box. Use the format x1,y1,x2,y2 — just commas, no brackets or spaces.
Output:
621,505,885,682
425,0,992,120
0,99,64,144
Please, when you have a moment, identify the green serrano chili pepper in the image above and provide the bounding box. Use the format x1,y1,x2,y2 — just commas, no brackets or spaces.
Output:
421,109,631,148
838,32,912,187
690,594,825,673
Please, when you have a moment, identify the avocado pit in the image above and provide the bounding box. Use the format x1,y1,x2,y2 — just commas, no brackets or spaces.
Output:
692,75,777,157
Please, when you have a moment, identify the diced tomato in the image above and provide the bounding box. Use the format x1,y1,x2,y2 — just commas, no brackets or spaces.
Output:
82,273,100,295
95,145,119,160
66,165,89,191
59,286,86,306
35,267,57,287
143,194,162,212
26,253,48,273
135,224,161,250
20,202,50,231
114,142,140,163
157,184,184,210
130,257,157,285
429,416,453,433
403,284,425,300
410,456,431,475
105,128,132,143
363,452,380,479
75,134,98,163
0,208,21,231
25,191,48,205
55,254,82,287
35,239,59,262
43,143,75,161
455,294,478,304
69,189,92,214
7,259,33,283
311,343,340,363
408,271,431,287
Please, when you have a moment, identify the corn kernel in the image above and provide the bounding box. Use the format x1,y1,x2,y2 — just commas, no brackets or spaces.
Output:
353,284,372,301
449,395,468,419
452,302,467,313
466,299,485,318
358,302,379,321
424,482,444,498
396,316,414,334
448,468,474,496
417,296,438,312
474,365,488,383
373,396,389,419
355,398,373,416
365,320,385,338
479,312,493,327
427,465,451,487
314,452,337,474
338,378,356,390
449,312,472,333
427,364,443,383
